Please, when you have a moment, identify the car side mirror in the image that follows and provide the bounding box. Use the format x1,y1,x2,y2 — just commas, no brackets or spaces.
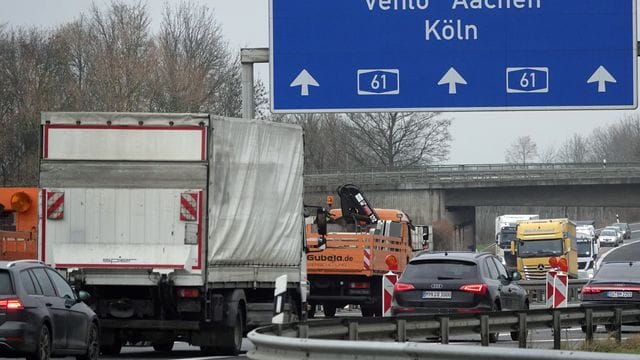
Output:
512,272,522,281
77,290,91,302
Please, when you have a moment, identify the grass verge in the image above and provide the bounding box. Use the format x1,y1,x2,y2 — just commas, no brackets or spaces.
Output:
570,335,640,354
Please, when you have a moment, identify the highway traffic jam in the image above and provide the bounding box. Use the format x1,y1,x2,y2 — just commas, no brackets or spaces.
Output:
1,159,639,360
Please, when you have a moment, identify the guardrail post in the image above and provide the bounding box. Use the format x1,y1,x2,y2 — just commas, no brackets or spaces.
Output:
615,308,622,344
348,322,359,341
584,308,594,344
480,315,489,347
440,317,449,344
298,324,309,339
518,312,527,348
552,310,561,350
396,319,407,342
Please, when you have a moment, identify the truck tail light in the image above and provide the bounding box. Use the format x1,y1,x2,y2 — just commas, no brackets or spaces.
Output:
460,284,488,296
349,282,370,289
0,298,24,311
176,288,200,298
394,282,415,293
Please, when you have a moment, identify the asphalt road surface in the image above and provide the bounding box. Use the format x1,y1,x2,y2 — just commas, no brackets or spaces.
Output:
598,222,640,262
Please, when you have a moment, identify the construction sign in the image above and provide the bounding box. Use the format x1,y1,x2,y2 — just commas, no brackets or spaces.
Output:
382,271,398,317
546,270,568,308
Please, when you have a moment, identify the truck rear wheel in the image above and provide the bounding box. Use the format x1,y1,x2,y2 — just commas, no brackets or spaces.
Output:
361,304,380,317
100,338,121,356
152,341,174,352
218,311,244,355
323,304,336,317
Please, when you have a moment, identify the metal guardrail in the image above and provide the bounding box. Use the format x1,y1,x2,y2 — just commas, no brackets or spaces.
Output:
248,304,640,360
520,279,587,305
304,162,640,188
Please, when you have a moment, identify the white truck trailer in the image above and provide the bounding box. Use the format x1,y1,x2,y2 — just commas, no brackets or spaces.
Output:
494,214,539,270
38,112,305,355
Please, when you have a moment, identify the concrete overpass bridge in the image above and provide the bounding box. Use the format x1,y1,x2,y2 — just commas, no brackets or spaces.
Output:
304,162,640,251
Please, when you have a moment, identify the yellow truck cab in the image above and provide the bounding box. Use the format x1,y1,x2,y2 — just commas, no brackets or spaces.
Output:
511,219,577,280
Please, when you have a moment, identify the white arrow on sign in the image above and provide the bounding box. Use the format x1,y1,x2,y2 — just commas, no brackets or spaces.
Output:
587,66,617,93
290,69,319,96
438,67,467,95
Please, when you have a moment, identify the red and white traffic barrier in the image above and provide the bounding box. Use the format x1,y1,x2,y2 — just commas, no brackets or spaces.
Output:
546,270,568,308
382,271,398,317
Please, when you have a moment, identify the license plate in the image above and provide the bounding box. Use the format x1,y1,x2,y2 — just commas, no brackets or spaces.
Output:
422,291,452,299
607,291,633,298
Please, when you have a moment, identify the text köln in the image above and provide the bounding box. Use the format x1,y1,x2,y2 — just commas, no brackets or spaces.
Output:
364,0,543,41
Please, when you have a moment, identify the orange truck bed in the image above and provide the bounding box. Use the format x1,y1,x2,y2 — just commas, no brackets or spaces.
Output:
0,187,38,260
0,231,36,261
306,230,409,276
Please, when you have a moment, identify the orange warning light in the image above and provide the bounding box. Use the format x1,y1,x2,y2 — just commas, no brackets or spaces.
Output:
385,255,398,271
10,192,32,213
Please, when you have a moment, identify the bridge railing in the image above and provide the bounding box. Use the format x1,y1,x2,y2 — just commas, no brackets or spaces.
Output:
305,162,640,188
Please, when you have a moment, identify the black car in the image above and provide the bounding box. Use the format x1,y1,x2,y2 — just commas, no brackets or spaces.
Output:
582,261,640,305
392,252,529,342
581,261,640,326
0,260,99,360
610,223,632,240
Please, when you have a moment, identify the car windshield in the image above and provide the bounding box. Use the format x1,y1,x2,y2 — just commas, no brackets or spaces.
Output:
517,239,563,257
576,241,591,257
0,271,14,295
402,260,477,281
601,230,616,236
593,263,640,283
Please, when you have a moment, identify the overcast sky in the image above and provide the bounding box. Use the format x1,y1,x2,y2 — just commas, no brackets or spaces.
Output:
1,0,639,164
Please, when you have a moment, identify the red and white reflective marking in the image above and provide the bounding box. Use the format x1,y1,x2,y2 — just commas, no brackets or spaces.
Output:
382,271,398,317
363,248,371,270
546,270,568,308
180,192,198,221
46,192,64,220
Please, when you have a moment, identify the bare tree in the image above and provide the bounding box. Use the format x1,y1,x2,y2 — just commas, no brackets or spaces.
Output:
83,1,156,111
0,1,247,185
154,1,240,115
557,133,591,163
0,27,61,185
537,145,558,164
505,135,538,164
588,116,640,163
276,113,352,172
345,112,451,169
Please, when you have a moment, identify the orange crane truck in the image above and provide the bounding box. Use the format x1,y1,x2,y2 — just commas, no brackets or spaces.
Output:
306,184,414,317
0,187,38,260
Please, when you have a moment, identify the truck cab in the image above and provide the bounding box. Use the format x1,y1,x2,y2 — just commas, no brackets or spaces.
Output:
511,219,578,280
576,224,598,279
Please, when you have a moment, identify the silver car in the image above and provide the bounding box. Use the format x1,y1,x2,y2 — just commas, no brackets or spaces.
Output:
599,228,622,247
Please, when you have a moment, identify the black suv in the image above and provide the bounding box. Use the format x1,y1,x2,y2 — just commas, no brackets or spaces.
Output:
0,260,99,360
392,252,529,341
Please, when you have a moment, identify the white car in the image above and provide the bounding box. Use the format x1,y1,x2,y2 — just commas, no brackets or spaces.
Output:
599,228,622,247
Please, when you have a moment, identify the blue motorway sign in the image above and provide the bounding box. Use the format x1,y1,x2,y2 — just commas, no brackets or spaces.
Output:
270,0,637,112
